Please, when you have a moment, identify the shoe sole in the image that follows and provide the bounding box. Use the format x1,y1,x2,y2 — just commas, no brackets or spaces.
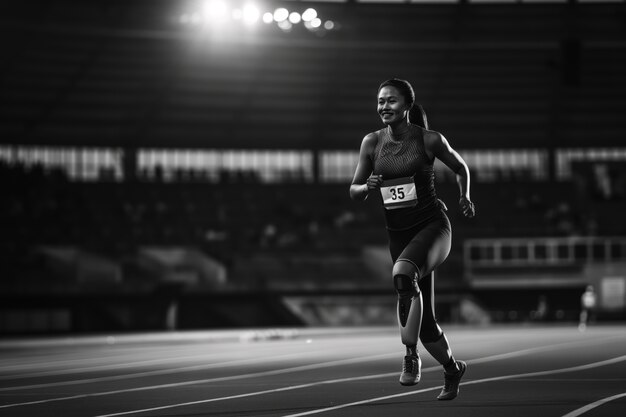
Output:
399,378,419,386
437,361,466,400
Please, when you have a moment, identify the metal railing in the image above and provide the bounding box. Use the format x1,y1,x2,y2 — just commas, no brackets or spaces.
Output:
464,236,626,269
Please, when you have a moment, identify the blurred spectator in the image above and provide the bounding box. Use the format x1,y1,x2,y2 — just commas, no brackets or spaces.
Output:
578,285,597,331
592,164,612,200
531,294,549,321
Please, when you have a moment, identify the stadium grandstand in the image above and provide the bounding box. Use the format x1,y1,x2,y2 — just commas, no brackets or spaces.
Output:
1,0,625,334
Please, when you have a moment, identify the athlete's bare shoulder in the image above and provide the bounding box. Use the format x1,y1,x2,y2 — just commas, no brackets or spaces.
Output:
359,131,380,153
421,128,447,160
362,131,380,145
421,128,444,148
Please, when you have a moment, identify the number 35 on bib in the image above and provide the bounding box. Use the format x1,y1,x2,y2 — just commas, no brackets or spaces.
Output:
380,176,418,210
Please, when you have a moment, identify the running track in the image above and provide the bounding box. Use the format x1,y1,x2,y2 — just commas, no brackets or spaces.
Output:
1,325,625,416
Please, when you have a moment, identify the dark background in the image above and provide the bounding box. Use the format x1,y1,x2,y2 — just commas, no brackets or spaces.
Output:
1,0,625,334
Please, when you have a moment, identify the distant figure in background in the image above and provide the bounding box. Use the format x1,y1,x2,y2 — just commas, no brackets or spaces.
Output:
579,285,597,331
349,78,475,400
532,294,549,321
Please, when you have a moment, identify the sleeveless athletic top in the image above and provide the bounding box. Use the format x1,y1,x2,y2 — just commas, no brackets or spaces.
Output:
372,123,439,231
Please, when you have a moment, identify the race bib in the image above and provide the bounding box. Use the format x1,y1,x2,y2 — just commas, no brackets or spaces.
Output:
380,176,417,210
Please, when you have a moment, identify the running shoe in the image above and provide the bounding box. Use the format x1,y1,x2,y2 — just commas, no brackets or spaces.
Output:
399,355,421,386
437,360,466,400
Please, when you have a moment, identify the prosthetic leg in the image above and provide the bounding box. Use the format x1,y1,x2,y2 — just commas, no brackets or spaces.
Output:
395,273,422,346
394,260,422,386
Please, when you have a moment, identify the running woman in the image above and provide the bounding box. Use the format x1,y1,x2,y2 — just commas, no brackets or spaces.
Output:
349,78,475,400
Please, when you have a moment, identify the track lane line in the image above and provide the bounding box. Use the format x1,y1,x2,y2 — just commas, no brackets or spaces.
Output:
0,328,568,379
281,355,626,417
0,337,388,376
561,392,626,417
0,352,264,380
91,370,417,417
0,340,392,391
83,337,622,417
0,339,350,380
3,330,617,392
0,352,397,409
0,351,312,392
2,334,623,413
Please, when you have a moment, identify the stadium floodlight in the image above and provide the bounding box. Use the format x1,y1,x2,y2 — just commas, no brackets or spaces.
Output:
242,4,260,25
262,12,274,24
179,3,335,35
310,17,321,28
278,20,293,31
288,12,301,24
190,12,202,25
273,8,289,23
302,8,317,22
203,0,228,23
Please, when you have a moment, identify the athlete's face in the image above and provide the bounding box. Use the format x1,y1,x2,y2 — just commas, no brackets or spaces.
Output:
378,86,410,125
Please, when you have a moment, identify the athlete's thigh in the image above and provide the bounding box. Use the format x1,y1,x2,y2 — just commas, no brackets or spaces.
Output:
398,213,451,278
388,223,418,264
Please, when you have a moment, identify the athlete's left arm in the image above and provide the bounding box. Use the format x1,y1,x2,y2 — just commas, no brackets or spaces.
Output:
426,131,476,218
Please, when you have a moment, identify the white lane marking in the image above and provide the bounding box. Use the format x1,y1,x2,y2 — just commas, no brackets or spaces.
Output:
85,337,622,417
561,392,626,417
0,330,397,373
2,334,623,413
91,371,412,417
0,338,364,376
282,355,626,417
0,351,310,392
2,329,612,392
0,339,390,391
0,353,397,409
0,346,212,372
0,352,251,379
0,331,402,378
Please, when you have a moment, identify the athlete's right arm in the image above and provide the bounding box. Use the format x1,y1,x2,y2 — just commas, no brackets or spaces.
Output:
350,133,383,201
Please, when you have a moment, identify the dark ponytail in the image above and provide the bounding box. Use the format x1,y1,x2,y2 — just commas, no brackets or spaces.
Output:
409,104,429,129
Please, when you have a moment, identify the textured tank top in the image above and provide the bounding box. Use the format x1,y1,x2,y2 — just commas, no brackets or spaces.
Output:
373,123,439,231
